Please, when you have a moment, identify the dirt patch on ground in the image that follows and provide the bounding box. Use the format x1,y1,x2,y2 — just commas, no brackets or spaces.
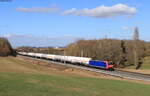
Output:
71,87,82,91
56,85,83,92
26,78,40,84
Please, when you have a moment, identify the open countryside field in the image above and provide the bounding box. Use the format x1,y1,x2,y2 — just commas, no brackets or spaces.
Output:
123,56,150,74
0,56,150,96
140,56,150,69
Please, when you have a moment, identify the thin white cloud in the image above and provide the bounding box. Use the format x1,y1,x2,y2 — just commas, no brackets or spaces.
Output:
122,26,134,30
16,6,59,13
122,26,130,30
3,34,32,38
3,34,78,47
62,4,137,18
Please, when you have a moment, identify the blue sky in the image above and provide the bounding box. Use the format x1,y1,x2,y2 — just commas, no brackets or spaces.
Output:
0,0,149,47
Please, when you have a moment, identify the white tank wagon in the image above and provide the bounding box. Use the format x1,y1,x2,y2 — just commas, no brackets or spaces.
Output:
40,54,49,59
52,55,62,61
68,56,91,64
61,56,72,62
45,54,56,60
18,52,91,65
18,52,27,55
33,53,45,58
27,53,36,57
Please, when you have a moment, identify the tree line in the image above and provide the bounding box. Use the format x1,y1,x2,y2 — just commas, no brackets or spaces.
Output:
17,46,64,55
66,39,150,69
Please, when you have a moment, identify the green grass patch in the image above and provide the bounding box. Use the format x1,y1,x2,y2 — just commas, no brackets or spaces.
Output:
141,56,150,69
125,56,150,69
0,72,150,96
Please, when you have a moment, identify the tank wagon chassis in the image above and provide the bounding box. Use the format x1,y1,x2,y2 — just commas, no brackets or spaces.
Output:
18,52,114,71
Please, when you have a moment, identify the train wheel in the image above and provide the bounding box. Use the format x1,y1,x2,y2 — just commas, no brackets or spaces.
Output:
109,68,114,71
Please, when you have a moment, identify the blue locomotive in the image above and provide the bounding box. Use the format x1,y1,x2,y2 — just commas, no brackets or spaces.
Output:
89,60,114,70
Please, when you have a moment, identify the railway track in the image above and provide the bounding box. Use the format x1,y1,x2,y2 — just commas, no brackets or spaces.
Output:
18,55,150,82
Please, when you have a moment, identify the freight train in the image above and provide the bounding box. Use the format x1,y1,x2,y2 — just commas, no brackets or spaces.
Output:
18,52,114,71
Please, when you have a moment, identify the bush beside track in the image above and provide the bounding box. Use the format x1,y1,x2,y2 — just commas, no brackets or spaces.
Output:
0,38,16,56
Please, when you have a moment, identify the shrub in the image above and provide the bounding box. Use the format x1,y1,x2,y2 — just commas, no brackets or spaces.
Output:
0,38,14,56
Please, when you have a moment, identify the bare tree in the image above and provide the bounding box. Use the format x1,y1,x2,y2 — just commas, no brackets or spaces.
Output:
0,38,14,56
133,27,140,69
133,27,139,40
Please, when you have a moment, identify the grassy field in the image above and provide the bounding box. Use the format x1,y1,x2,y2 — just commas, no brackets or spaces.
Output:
141,56,150,69
0,56,150,96
123,56,150,74
126,56,150,69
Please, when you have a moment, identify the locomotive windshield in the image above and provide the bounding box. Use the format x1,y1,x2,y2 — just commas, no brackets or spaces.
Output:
108,61,114,65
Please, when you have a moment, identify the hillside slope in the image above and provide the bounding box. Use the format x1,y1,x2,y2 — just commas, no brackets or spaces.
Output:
0,56,150,96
